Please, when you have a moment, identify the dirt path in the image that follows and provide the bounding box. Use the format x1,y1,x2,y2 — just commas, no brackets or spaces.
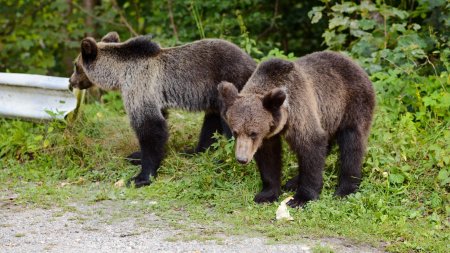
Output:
0,199,384,253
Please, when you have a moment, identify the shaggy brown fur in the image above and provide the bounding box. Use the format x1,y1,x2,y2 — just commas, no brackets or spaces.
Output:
70,32,256,187
218,51,375,207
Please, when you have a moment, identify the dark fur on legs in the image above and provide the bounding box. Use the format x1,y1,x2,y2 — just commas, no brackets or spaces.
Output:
287,135,328,208
191,112,223,153
127,112,232,163
334,126,364,196
254,134,282,203
284,175,299,192
126,151,141,165
131,116,168,187
220,117,232,139
126,109,169,165
283,139,335,191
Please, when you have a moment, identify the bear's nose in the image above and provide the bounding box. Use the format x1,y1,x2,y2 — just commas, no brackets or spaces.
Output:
236,156,249,164
68,78,75,89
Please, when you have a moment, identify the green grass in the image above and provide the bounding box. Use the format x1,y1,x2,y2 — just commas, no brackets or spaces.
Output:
0,92,449,253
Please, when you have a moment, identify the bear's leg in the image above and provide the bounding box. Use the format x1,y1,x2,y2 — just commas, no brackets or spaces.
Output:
287,135,328,208
126,109,169,165
220,116,232,139
191,112,223,153
126,151,141,165
132,116,168,187
254,134,282,203
283,140,334,191
284,175,299,191
335,127,364,197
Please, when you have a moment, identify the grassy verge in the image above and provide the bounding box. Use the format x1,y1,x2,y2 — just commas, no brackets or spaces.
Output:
0,91,448,252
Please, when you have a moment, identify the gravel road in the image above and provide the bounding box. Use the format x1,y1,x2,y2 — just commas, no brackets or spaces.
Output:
0,198,384,253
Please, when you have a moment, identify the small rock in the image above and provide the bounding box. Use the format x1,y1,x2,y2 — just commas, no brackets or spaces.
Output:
114,179,125,188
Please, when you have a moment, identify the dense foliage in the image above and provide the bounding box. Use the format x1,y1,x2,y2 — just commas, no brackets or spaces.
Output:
0,0,327,75
0,1,449,252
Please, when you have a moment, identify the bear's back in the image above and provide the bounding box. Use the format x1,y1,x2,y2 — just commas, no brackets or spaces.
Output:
159,39,256,91
148,39,256,111
293,51,375,134
295,51,372,92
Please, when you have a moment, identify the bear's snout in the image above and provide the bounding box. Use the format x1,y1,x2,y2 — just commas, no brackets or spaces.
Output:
236,156,249,164
235,137,256,165
69,77,77,89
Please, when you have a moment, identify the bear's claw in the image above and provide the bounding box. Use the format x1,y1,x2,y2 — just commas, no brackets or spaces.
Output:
286,197,307,208
254,190,279,203
334,184,358,197
134,178,151,188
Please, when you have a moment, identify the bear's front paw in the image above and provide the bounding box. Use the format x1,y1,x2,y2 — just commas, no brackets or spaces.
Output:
334,184,358,197
130,176,152,188
286,196,308,208
134,179,151,188
254,190,279,203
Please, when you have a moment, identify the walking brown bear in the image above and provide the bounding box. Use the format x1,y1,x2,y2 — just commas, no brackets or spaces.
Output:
69,32,256,187
218,51,375,208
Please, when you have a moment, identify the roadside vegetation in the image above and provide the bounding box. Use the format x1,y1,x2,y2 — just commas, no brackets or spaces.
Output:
1,1,449,252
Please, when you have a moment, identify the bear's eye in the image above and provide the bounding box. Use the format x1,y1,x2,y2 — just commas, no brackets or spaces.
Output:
232,130,238,137
249,132,257,140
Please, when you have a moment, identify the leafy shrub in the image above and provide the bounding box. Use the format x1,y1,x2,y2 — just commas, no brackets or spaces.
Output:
308,0,450,127
308,0,449,74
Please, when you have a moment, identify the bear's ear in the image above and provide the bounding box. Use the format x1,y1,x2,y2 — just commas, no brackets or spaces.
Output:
101,31,120,43
218,81,239,109
263,88,286,112
81,37,98,63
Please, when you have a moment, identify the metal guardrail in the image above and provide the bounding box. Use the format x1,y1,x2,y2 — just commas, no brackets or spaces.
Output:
0,73,83,121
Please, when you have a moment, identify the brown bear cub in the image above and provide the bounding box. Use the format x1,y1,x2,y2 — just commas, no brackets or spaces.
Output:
218,51,375,208
69,32,256,187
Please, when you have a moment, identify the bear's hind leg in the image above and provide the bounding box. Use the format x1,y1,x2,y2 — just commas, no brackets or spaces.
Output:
335,127,365,197
220,116,232,139
254,135,282,203
283,140,335,192
126,151,141,165
287,135,328,208
188,112,223,154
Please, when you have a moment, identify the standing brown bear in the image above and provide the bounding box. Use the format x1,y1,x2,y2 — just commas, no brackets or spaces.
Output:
218,51,375,208
69,32,256,187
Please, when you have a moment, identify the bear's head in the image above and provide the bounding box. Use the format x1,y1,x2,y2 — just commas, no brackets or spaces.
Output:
69,32,159,91
69,32,121,90
218,81,288,164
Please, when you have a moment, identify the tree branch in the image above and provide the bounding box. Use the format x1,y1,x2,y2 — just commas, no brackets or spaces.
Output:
73,2,127,29
111,0,139,36
258,0,279,39
167,0,179,41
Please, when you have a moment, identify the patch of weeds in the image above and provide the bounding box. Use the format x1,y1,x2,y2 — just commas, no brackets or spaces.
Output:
312,244,335,253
